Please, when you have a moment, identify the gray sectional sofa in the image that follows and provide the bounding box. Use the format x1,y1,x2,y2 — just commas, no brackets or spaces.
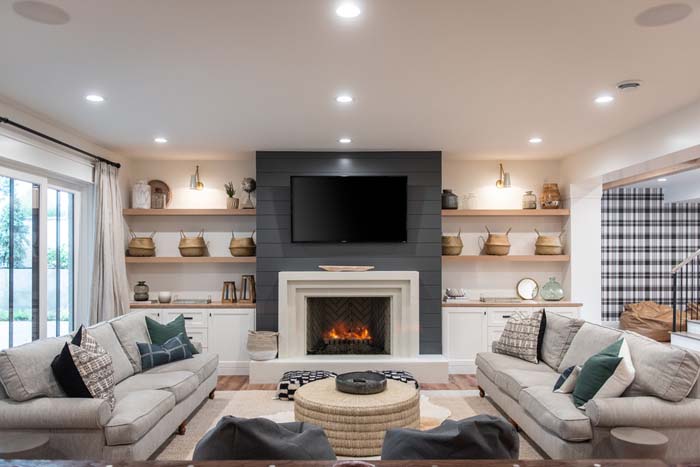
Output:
476,312,700,463
0,310,219,460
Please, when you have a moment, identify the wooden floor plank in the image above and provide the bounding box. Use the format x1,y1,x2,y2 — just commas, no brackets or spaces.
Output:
218,375,477,391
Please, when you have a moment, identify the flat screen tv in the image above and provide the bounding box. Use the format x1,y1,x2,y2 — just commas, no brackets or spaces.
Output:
291,176,407,243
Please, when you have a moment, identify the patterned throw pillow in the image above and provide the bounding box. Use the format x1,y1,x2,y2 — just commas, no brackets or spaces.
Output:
51,325,116,409
137,332,193,371
573,338,636,408
146,315,199,355
553,365,580,393
494,310,544,364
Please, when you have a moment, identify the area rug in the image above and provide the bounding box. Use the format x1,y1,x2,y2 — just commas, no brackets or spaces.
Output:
155,389,542,460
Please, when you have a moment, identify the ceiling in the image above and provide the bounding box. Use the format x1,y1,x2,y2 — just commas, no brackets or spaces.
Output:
1,0,700,161
628,167,700,203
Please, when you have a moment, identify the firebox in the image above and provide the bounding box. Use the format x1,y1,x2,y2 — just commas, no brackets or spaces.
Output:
306,296,391,355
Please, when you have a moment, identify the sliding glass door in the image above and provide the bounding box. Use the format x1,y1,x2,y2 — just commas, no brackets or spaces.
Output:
47,188,74,338
0,174,40,348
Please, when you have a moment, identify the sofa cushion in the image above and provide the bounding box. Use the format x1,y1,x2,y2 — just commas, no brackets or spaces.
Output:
541,312,584,370
558,323,622,373
519,386,592,442
110,311,151,374
105,389,175,445
87,322,135,384
623,331,700,402
144,352,218,384
494,368,559,400
113,370,199,403
0,336,68,401
475,351,553,383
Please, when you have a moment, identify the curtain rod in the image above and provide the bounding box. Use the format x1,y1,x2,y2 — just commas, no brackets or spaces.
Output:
0,116,121,169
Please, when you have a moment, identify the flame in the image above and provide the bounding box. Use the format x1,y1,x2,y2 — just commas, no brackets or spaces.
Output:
324,322,371,340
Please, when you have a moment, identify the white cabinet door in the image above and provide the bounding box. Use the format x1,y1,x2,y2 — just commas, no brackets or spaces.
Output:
443,308,484,374
208,309,255,375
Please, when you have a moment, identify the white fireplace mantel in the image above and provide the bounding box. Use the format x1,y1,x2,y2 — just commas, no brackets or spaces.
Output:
278,271,420,358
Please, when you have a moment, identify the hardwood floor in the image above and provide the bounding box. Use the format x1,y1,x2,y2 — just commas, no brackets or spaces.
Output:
217,374,477,391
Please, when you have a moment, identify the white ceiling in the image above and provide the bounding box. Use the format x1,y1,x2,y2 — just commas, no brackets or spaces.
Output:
628,167,700,203
1,0,700,161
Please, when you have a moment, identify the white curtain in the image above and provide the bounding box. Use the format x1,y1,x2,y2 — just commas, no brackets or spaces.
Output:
90,162,130,324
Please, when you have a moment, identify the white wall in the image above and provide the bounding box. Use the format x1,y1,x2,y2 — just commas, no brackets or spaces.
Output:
125,157,257,301
442,159,569,299
562,97,700,323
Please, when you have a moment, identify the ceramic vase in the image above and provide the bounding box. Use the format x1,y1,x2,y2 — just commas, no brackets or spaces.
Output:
134,281,150,301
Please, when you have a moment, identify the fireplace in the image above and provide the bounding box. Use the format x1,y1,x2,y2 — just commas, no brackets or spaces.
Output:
306,297,391,355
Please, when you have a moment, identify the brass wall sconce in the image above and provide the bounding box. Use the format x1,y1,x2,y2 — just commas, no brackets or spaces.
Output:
189,165,204,191
496,163,511,189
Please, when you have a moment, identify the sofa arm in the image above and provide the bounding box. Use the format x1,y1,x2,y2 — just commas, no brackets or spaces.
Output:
0,397,111,429
586,396,700,428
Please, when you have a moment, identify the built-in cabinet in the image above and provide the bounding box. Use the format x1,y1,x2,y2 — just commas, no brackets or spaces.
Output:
131,306,255,375
442,304,581,374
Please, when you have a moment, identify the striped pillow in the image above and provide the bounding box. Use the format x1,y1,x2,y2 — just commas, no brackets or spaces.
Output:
137,332,193,371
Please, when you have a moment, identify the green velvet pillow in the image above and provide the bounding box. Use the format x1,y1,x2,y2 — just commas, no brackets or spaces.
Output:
146,315,199,355
572,339,635,408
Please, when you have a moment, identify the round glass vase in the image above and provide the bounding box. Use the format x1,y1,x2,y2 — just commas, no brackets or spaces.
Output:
540,277,564,301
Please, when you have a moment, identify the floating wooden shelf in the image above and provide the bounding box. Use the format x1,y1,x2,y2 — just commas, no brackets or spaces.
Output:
123,209,256,216
442,255,570,262
442,209,569,217
129,302,255,309
125,256,256,264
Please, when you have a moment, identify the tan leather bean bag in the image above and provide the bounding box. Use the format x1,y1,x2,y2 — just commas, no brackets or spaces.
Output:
620,301,683,342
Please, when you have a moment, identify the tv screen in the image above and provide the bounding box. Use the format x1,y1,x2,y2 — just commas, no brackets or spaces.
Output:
291,176,407,243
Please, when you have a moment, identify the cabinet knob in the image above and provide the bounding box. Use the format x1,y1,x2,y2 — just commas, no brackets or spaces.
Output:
502,315,511,319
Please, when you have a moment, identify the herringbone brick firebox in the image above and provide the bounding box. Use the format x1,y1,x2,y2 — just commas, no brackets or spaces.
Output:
306,297,391,355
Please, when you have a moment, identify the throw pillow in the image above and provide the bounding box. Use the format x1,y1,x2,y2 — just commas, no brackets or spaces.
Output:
51,325,116,409
494,310,544,364
137,333,193,371
537,310,547,362
553,365,580,394
572,338,636,408
146,314,198,355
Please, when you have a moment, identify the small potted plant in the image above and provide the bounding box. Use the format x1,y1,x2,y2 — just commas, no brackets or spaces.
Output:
225,181,239,209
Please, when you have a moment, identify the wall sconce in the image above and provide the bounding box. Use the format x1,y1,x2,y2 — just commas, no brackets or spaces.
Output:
189,165,204,191
496,163,511,189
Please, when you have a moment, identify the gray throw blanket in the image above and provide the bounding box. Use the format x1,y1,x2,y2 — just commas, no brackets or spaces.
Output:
193,416,336,461
381,415,519,460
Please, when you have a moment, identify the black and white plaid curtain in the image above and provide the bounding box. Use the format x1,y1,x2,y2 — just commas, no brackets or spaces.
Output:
601,188,700,320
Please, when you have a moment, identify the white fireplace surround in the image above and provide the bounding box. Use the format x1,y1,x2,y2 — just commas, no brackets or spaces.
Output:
278,271,420,358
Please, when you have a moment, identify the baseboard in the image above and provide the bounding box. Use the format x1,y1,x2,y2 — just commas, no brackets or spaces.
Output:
448,360,476,374
218,361,250,375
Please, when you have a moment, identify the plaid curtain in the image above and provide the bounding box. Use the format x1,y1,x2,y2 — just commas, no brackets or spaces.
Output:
601,188,700,320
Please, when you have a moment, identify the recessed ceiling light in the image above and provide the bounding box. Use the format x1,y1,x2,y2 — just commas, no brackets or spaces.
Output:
338,137,352,144
336,2,361,18
658,178,668,182
336,94,353,103
528,137,543,144
12,1,70,25
85,94,104,103
635,3,693,27
154,137,168,144
595,95,615,104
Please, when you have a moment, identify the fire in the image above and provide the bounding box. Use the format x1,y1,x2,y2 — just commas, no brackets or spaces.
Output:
324,322,372,340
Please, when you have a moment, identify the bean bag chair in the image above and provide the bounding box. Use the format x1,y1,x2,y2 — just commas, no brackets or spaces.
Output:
193,416,336,461
621,301,678,342
381,415,518,460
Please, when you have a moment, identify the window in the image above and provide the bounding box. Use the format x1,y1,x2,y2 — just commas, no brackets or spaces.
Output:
47,188,75,338
0,174,40,349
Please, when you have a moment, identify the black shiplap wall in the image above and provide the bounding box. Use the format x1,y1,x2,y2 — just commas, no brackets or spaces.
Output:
256,151,443,354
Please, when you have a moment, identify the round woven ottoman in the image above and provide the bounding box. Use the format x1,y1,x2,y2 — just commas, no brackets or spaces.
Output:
294,378,420,457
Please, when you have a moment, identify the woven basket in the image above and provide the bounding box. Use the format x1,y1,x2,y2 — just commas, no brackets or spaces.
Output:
442,228,463,256
246,331,278,360
534,229,564,255
178,230,207,257
128,231,156,257
229,230,256,257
